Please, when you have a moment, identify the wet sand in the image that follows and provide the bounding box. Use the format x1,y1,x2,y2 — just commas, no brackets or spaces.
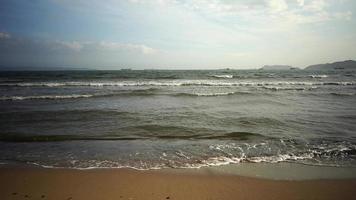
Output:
1,167,356,200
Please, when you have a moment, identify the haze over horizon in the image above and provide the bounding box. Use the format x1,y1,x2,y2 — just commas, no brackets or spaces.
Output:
1,0,356,70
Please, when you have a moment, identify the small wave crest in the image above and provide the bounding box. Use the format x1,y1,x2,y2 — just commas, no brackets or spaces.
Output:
1,80,355,87
308,75,328,78
0,94,93,101
174,91,252,97
0,88,161,101
0,131,264,142
1,138,355,169
210,74,234,79
192,92,236,96
262,86,318,91
4,154,312,170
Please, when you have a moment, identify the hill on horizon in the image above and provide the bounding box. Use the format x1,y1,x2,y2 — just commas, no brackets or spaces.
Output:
305,60,356,71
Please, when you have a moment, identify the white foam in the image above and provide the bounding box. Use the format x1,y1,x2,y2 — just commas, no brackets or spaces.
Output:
1,80,355,87
10,147,352,171
0,94,93,101
309,75,328,78
193,92,236,96
246,153,314,163
262,86,318,91
211,74,234,79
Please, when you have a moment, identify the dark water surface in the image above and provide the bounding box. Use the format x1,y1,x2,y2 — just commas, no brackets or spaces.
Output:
0,70,355,169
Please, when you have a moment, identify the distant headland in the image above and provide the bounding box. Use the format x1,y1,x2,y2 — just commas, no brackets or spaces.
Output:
259,60,356,71
304,60,356,70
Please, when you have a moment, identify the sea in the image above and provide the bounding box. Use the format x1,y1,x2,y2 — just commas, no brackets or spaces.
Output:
0,69,355,170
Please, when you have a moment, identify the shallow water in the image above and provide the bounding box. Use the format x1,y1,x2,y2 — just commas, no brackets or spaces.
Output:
0,69,355,169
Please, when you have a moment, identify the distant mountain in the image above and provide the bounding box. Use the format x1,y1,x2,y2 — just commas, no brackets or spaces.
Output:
305,60,356,71
259,65,295,70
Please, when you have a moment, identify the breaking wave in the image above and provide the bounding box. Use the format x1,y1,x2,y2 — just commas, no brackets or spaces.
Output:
308,75,328,78
0,88,161,101
262,86,318,91
210,74,234,79
1,80,355,87
0,94,94,101
174,91,253,97
1,138,355,170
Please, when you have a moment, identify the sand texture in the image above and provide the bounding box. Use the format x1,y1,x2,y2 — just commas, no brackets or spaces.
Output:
1,167,356,200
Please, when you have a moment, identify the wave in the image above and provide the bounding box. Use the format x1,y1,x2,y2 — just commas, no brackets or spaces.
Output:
4,143,354,170
308,75,328,78
2,153,322,170
201,131,263,140
0,131,265,142
0,88,160,101
262,86,318,91
1,80,355,87
199,153,315,168
7,89,355,101
5,153,345,170
189,92,236,96
0,135,142,142
330,92,356,96
0,91,241,101
174,91,252,97
0,94,94,101
0,110,134,124
2,88,353,102
1,137,355,169
210,74,234,79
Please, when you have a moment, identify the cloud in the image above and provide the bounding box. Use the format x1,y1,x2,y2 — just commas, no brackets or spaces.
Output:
267,0,288,13
54,41,83,51
128,0,352,25
333,11,352,20
0,29,161,68
0,32,11,39
303,0,327,12
297,0,304,7
0,32,159,68
98,42,156,54
127,0,177,6
0,34,157,55
1,0,355,69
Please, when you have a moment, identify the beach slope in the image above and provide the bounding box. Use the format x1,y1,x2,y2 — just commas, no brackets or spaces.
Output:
1,167,356,200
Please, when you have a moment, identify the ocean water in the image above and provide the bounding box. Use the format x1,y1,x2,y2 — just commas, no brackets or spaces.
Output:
0,69,356,169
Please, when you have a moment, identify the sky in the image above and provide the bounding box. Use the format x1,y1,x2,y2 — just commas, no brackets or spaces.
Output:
0,0,356,69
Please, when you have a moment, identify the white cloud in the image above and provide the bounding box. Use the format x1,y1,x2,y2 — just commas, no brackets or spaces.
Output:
52,40,157,55
304,0,327,12
128,0,177,6
55,41,83,51
98,42,157,54
140,0,351,25
297,0,304,7
0,33,157,56
333,11,352,20
0,32,11,39
267,0,288,13
2,0,354,68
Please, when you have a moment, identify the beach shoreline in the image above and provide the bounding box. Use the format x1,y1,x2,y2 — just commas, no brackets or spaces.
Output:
1,164,356,200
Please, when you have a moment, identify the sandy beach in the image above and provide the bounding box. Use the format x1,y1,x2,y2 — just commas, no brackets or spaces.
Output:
1,166,356,200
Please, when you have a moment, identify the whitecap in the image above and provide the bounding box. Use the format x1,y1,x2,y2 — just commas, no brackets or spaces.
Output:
0,94,93,101
211,74,234,79
308,75,328,78
1,80,355,87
